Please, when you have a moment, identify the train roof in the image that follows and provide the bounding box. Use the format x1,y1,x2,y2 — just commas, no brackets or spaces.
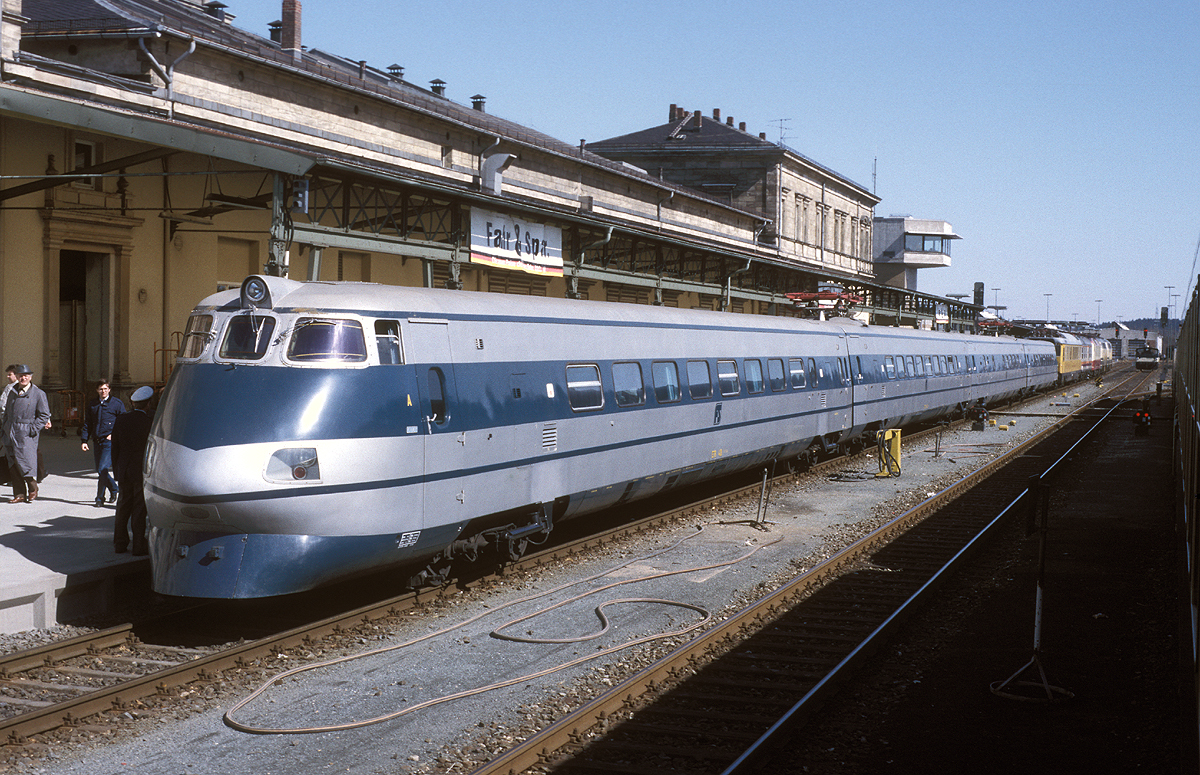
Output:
196,276,1054,348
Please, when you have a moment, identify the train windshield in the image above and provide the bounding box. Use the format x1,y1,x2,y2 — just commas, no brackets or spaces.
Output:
287,318,368,362
178,314,214,359
219,314,276,360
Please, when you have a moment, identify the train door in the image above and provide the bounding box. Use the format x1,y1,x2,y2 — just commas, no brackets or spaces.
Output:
405,319,467,522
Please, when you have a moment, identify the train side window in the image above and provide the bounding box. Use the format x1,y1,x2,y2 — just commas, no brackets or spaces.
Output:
854,356,866,384
906,356,916,376
652,361,682,403
612,362,645,407
895,355,907,378
717,360,740,396
788,358,806,389
837,358,850,385
179,315,214,359
744,359,765,394
426,367,448,425
884,356,896,380
288,318,368,362
686,360,712,400
924,356,934,374
808,358,819,388
220,314,277,360
566,364,604,411
375,320,403,364
767,359,786,391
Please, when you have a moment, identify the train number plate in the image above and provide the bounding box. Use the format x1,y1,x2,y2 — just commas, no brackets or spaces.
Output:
396,531,421,549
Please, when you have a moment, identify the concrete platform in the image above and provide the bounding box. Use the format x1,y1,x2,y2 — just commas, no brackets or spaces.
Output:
0,433,148,634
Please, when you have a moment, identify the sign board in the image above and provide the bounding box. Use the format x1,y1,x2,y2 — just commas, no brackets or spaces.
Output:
469,208,563,277
934,303,949,325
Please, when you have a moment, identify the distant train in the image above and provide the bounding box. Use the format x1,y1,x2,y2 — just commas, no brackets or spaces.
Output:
146,276,1060,598
1136,347,1161,371
1029,327,1113,382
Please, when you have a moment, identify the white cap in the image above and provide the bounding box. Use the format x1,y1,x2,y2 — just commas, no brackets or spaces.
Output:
131,386,153,402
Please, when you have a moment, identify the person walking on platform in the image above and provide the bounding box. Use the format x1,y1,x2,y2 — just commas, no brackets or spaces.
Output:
111,386,153,554
81,378,125,507
2,365,50,503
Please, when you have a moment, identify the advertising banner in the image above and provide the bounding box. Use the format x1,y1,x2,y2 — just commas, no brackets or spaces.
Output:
469,208,563,277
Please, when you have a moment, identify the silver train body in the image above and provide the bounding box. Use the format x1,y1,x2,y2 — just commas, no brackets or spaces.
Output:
147,276,1058,598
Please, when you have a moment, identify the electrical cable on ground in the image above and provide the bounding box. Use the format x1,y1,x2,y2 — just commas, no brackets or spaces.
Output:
223,525,782,735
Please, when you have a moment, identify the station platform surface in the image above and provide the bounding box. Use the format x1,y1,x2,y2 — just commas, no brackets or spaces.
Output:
783,390,1193,773
0,433,148,634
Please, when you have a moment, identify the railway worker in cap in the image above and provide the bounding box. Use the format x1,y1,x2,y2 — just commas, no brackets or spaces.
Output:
2,365,50,503
111,386,154,555
81,378,125,507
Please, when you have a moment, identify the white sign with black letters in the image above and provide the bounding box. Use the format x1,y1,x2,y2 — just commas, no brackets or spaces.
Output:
469,208,563,277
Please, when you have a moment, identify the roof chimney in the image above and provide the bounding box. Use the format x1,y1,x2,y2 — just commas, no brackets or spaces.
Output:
281,0,301,61
669,103,677,122
471,94,486,112
712,108,720,121
739,122,746,131
268,20,282,43
202,1,228,21
430,79,446,97
759,132,767,140
726,116,733,126
692,109,702,130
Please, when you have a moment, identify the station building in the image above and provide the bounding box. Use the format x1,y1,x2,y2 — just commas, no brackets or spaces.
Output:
0,0,979,417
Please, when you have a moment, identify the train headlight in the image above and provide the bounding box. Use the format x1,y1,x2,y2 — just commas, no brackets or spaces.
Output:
265,447,321,483
241,276,271,309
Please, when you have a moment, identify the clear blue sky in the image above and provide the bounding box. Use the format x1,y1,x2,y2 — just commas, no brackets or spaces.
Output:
229,0,1199,325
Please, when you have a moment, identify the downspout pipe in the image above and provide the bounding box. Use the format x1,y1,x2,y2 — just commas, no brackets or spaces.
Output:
723,258,752,312
138,31,196,119
568,226,613,299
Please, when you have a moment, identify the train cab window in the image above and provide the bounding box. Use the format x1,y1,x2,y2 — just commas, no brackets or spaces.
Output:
717,360,740,396
566,364,604,411
219,314,277,360
178,314,214,359
287,319,368,362
374,320,403,364
788,358,806,389
612,362,645,407
744,359,765,394
651,361,682,403
884,356,896,380
767,359,786,391
686,360,712,400
426,367,448,425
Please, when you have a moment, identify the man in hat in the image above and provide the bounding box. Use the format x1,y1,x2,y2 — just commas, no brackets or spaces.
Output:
111,385,154,554
2,365,50,502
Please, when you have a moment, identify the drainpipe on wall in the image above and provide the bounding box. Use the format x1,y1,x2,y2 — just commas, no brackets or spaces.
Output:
569,226,612,300
137,32,196,119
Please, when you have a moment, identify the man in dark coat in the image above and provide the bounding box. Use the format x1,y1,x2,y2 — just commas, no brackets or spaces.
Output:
2,365,50,503
81,378,125,506
111,385,153,554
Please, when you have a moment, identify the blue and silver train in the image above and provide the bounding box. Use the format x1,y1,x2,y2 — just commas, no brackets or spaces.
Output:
146,275,1058,598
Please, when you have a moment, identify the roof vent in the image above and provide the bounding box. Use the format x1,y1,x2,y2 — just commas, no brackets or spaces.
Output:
387,63,404,81
471,94,486,112
203,1,228,21
430,79,446,97
268,20,282,42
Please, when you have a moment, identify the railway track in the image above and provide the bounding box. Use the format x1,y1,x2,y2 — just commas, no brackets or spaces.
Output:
468,368,1152,775
0,372,1138,755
